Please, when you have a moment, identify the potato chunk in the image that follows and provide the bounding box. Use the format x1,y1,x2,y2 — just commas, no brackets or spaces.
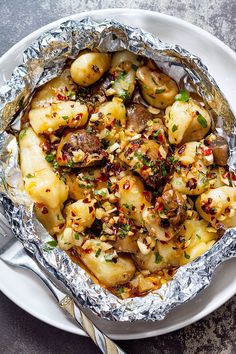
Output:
29,101,88,134
19,127,68,209
70,51,111,86
171,142,215,195
136,66,178,108
196,186,236,228
178,219,217,265
31,69,77,109
79,239,135,287
65,199,96,233
165,99,211,145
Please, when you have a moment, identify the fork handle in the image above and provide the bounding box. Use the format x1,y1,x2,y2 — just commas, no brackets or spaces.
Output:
22,258,125,354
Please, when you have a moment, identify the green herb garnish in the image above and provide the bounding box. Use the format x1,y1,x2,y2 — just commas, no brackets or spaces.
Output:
45,154,54,163
172,124,178,132
197,114,208,128
175,90,189,102
115,287,124,295
66,160,74,168
47,240,57,248
95,248,101,258
155,88,165,94
155,252,163,264
26,173,35,178
184,251,190,259
19,129,27,140
161,164,167,177
131,64,138,71
62,115,69,120
74,232,80,240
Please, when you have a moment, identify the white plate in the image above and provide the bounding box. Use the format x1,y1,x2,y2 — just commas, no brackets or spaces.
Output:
1,8,236,340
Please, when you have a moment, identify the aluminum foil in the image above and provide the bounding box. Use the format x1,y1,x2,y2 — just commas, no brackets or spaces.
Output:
0,17,236,322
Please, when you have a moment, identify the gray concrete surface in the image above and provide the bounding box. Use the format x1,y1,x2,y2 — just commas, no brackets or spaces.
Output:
0,1,236,353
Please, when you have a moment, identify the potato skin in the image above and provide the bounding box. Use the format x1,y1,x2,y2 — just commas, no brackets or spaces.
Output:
136,66,178,108
70,51,111,86
165,99,211,145
29,101,88,134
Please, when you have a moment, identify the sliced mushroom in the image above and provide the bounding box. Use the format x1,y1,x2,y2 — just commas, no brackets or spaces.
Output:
56,129,107,167
204,134,229,166
126,104,155,133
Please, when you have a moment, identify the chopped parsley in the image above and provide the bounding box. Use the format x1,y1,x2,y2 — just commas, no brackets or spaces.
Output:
101,139,110,149
118,224,131,239
115,287,124,295
161,163,167,177
172,124,178,132
95,248,101,258
45,153,54,163
62,115,69,120
74,232,80,240
196,234,201,240
175,90,190,102
66,160,74,168
131,64,138,71
123,203,134,211
155,88,165,94
197,114,208,128
155,252,163,264
19,129,27,140
184,251,190,259
47,240,57,248
94,190,107,197
120,90,131,101
26,173,35,178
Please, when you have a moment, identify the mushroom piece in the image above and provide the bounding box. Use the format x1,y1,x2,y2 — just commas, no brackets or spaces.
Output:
126,104,156,133
56,129,107,167
204,134,229,166
155,185,187,232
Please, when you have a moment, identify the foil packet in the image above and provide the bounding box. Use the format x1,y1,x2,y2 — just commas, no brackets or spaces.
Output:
0,17,236,322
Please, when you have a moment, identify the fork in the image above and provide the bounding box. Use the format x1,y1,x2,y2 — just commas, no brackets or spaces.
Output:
0,210,126,354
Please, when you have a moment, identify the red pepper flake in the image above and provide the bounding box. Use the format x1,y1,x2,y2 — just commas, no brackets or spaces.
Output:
230,172,236,181
178,145,186,155
186,178,197,190
71,211,76,217
141,203,145,211
201,147,212,156
42,206,48,214
45,189,51,192
83,198,90,204
223,171,229,179
97,173,108,182
157,133,165,144
155,199,163,212
123,180,130,190
74,113,82,121
56,93,66,101
164,232,170,239
225,206,230,214
89,206,94,213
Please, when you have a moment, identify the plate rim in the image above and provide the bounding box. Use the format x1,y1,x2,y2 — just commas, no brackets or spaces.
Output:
0,7,236,340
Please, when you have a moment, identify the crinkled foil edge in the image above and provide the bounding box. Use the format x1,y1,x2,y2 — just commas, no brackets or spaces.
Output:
0,17,236,322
